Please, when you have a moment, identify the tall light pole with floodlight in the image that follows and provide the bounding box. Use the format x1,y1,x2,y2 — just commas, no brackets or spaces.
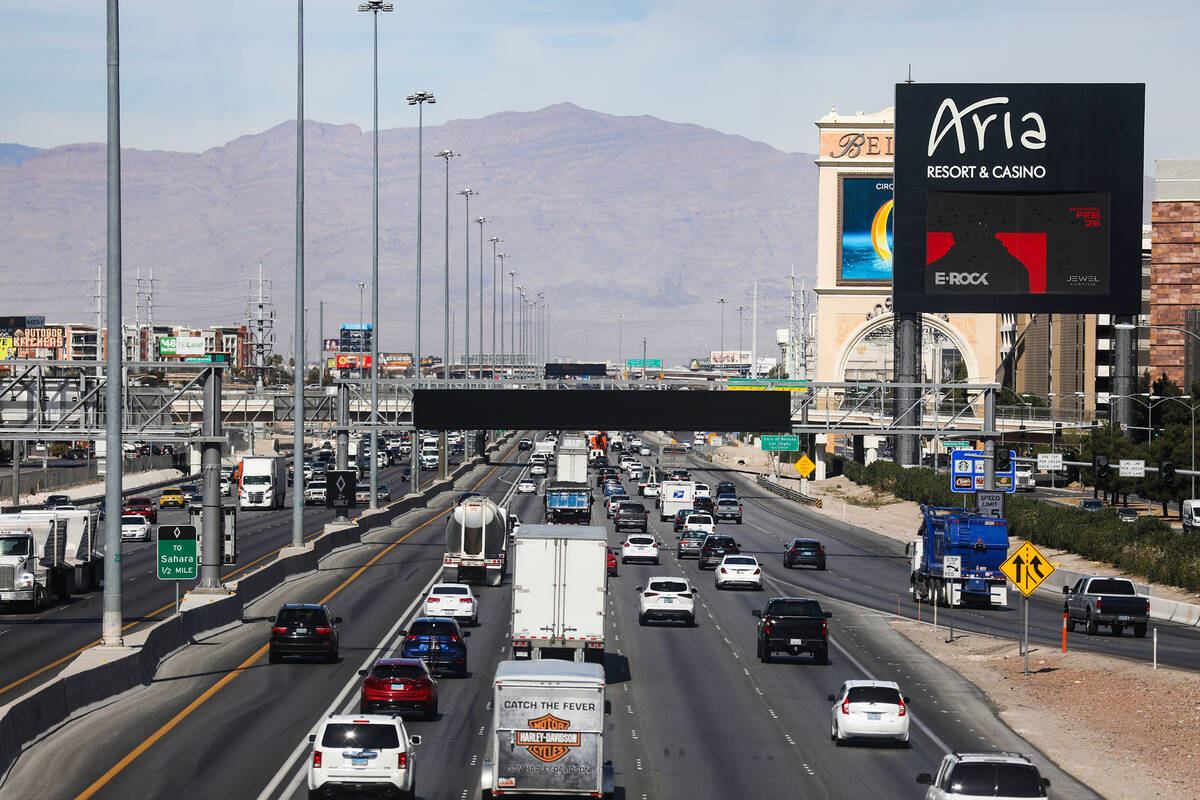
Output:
490,236,500,373
476,216,487,377
458,189,476,376
435,150,457,379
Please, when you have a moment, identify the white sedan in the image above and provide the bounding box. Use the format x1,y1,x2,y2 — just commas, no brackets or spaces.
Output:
530,463,547,477
120,514,152,542
636,576,697,626
829,680,909,746
639,446,651,456
517,477,538,494
423,583,479,625
714,555,762,590
621,534,660,565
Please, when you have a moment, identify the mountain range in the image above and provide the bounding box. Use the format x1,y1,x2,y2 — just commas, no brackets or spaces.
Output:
0,104,1156,366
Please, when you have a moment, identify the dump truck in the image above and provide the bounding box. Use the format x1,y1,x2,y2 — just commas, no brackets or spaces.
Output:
543,481,593,525
905,505,1009,608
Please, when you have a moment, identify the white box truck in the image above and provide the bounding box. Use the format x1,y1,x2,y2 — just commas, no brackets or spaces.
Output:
238,455,288,509
510,525,607,663
658,480,695,522
533,440,554,460
555,446,589,484
0,509,104,594
480,659,613,800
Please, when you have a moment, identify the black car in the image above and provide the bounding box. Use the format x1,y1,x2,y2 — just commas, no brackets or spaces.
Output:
595,467,619,487
784,538,826,570
268,603,340,663
44,494,72,508
715,481,737,497
518,437,533,451
698,535,740,570
693,496,715,515
615,501,649,532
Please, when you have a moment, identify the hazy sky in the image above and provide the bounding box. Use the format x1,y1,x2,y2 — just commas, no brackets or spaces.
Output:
1,0,1192,168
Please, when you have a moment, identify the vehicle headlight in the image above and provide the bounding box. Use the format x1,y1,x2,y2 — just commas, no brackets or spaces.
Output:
16,573,35,589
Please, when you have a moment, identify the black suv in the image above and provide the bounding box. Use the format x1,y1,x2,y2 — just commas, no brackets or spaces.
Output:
595,467,619,487
269,603,340,663
784,538,826,570
698,535,740,570
615,501,649,532
518,437,533,450
715,481,737,496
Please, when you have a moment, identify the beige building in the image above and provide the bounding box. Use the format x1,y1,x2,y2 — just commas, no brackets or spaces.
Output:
812,107,1002,388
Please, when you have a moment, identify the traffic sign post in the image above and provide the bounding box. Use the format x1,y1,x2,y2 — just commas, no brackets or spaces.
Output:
795,453,816,478
1118,459,1145,478
1000,541,1055,675
976,490,1005,519
626,358,662,370
326,470,356,515
759,435,799,451
943,556,961,642
951,449,1016,493
158,524,198,616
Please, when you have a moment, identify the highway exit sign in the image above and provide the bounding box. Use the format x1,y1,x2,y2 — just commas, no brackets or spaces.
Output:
626,358,662,369
157,525,198,581
759,435,799,451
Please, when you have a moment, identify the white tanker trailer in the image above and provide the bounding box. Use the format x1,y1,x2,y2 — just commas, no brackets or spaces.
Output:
443,495,510,586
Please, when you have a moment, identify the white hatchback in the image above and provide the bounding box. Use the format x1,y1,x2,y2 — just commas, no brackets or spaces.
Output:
714,555,762,590
530,463,547,477
641,482,660,497
308,714,421,799
517,477,537,494
423,583,478,625
829,680,909,746
120,514,151,542
621,534,660,565
636,576,697,626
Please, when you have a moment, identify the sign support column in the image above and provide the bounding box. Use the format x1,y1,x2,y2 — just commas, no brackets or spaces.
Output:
198,366,223,590
335,383,350,523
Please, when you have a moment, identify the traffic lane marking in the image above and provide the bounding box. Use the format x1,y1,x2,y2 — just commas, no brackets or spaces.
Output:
72,438,522,800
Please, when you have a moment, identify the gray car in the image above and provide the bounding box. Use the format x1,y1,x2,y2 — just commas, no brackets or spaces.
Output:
676,530,707,559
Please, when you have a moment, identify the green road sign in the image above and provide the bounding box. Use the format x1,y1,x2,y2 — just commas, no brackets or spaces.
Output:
942,440,970,449
626,358,662,369
759,435,800,451
157,524,198,580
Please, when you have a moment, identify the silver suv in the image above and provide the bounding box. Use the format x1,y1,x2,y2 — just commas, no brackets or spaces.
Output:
308,714,422,799
917,751,1050,799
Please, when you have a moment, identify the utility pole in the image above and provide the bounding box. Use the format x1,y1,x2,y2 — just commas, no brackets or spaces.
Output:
798,280,810,380
458,189,476,378
476,217,486,377
318,300,324,387
95,264,103,378
751,281,759,378
789,265,796,379
718,298,727,359
291,0,306,547
490,236,500,374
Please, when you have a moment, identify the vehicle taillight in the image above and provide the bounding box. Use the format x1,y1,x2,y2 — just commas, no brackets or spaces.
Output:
398,751,408,769
841,698,850,715
652,543,659,548
897,697,906,717
427,595,438,602
720,568,728,574
763,621,771,635
643,592,658,597
315,626,331,635
460,597,473,603
679,592,692,598
1145,600,1151,614
271,626,287,634
1096,597,1102,613
752,569,760,575
450,635,461,642
623,542,630,548
312,750,322,767
819,546,825,554
821,620,828,636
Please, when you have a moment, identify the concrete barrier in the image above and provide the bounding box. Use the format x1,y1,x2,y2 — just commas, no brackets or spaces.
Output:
1033,564,1200,628
0,432,514,781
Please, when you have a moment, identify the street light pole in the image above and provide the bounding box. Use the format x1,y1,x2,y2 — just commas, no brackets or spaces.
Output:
508,269,516,376
617,313,623,374
737,305,745,357
435,150,458,380
718,297,727,356
490,236,500,375
458,189,476,377
476,217,487,377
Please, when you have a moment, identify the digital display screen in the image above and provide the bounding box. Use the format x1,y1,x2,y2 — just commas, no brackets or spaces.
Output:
839,176,894,283
924,191,1110,295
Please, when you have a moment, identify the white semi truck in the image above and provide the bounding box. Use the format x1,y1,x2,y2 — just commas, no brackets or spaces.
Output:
238,455,288,510
510,525,607,663
0,509,104,612
479,659,613,800
444,496,511,586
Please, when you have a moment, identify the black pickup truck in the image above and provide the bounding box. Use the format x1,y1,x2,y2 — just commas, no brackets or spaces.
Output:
1064,575,1150,637
752,597,831,664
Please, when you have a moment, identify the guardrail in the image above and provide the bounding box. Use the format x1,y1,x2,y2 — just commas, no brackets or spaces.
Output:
756,473,822,508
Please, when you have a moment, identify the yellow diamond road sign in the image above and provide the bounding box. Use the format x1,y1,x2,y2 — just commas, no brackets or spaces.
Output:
1000,541,1055,597
795,454,816,478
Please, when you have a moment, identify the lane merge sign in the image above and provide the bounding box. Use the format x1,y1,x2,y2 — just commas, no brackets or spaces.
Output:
157,524,198,581
1000,541,1055,597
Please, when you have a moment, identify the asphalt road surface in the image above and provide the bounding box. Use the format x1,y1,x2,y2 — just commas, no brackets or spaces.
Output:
2,434,1103,800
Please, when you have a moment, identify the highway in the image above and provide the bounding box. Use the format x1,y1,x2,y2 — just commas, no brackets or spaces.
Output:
0,454,459,704
1,435,1105,799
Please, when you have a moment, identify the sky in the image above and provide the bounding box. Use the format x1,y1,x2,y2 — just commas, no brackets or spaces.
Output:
1,0,1193,169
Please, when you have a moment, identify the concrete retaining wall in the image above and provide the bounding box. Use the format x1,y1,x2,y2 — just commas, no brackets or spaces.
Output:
0,433,514,782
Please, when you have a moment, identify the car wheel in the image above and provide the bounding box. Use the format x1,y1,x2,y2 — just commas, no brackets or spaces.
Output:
268,646,280,664
326,647,338,664
653,558,660,565
425,700,438,721
1134,622,1147,638
736,518,742,524
814,648,829,665
831,720,838,742
760,646,772,664
621,557,628,565
308,789,322,800
638,613,648,626
687,614,696,627
818,563,827,571
1085,612,1098,635
457,665,468,679
834,722,844,746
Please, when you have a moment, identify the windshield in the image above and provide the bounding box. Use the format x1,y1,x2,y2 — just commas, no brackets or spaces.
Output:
0,537,31,556
276,607,329,626
765,599,822,617
410,619,460,637
947,763,1046,797
648,580,689,593
724,556,756,566
320,723,400,750
121,516,145,525
1089,578,1135,595
243,476,271,485
846,686,901,704
371,664,427,680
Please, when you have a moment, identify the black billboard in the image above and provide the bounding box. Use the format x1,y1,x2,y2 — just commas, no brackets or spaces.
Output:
412,389,792,432
544,363,609,379
893,83,1144,314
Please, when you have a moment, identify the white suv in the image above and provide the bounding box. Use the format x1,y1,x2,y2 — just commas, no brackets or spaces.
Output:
308,714,421,799
621,534,660,564
636,576,697,626
423,583,478,626
829,680,909,746
917,751,1050,799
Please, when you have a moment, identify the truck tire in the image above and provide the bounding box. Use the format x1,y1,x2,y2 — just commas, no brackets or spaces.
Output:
1085,612,1098,635
813,647,829,665
1111,624,1124,636
759,644,772,664
1134,622,1147,638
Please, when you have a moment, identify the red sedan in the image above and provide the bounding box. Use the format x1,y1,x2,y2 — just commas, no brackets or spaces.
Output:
359,657,438,720
123,496,158,524
607,546,619,578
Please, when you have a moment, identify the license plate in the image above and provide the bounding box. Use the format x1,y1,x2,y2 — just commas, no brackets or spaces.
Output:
789,638,803,645
1118,615,1131,621
351,757,368,767
663,598,674,603
295,628,307,634
390,683,406,690
868,712,882,721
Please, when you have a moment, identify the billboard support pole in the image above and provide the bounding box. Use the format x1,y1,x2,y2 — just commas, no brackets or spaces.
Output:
983,390,996,491
1114,313,1136,439
335,382,349,523
893,312,922,466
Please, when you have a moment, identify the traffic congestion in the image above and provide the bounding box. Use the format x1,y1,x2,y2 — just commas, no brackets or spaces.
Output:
0,430,1109,799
